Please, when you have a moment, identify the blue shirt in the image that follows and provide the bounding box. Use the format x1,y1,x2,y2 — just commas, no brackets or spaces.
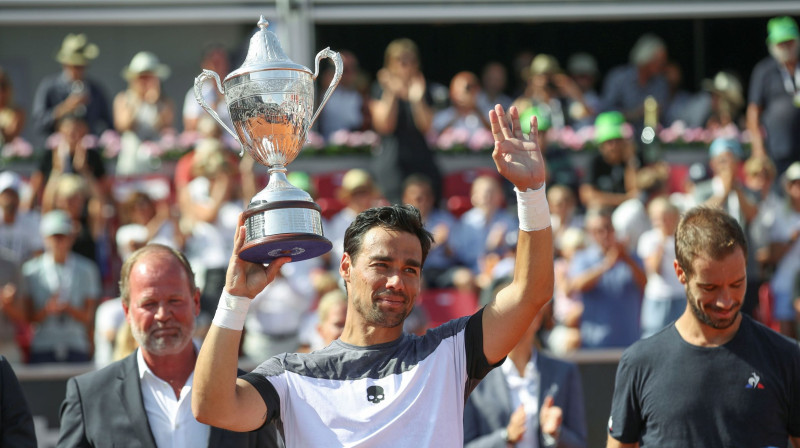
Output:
569,245,643,348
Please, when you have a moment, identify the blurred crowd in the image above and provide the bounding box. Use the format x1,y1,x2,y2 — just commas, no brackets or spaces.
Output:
1,15,799,371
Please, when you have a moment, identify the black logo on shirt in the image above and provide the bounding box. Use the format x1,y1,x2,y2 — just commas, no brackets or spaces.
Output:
367,385,384,404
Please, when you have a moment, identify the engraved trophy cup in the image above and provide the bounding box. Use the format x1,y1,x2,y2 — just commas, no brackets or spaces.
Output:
194,16,342,263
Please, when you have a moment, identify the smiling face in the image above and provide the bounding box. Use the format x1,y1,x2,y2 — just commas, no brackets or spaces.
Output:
675,248,746,330
124,251,199,357
340,226,422,331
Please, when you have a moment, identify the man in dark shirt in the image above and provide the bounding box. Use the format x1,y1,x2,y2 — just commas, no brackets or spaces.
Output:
31,33,112,142
607,207,800,448
579,111,639,209
747,16,800,176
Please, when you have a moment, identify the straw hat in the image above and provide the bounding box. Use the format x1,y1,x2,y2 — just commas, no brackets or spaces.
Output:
529,54,562,76
702,71,744,109
122,51,171,81
55,34,99,66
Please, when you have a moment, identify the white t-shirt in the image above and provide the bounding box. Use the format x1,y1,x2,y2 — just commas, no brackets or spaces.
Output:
242,311,495,447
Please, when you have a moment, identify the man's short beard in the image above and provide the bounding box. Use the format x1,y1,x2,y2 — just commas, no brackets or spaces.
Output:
130,320,195,356
353,294,411,329
686,287,740,330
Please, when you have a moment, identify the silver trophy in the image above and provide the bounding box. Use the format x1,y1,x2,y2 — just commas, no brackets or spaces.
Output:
194,16,342,263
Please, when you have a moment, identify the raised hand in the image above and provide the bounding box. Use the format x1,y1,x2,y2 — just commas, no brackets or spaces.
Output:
489,104,546,191
225,223,289,299
539,396,563,439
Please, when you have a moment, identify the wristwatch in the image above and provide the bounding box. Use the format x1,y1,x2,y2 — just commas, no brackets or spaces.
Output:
500,428,514,446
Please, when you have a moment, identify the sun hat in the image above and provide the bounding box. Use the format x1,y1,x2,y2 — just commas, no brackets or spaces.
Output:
0,171,22,194
783,161,800,184
567,53,598,76
594,111,625,144
767,16,800,45
701,71,744,108
529,54,562,76
122,51,171,80
55,34,99,66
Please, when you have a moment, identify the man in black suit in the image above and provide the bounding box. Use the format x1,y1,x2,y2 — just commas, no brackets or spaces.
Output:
464,300,587,448
1,355,37,447
57,244,280,448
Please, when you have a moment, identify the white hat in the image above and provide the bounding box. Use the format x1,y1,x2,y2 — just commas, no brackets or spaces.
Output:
116,224,149,260
40,210,74,237
0,171,21,194
783,161,800,184
122,51,170,80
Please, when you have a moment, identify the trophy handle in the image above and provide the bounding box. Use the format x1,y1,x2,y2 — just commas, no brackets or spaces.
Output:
194,69,244,155
309,48,343,129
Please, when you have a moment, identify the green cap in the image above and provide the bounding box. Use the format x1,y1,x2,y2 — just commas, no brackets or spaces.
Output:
594,111,625,144
520,105,551,134
767,16,799,45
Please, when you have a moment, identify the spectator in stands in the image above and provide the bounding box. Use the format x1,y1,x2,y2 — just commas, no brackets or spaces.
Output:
514,54,589,131
600,33,669,129
432,71,491,139
747,16,800,175
743,156,781,316
0,67,26,145
31,33,112,143
691,138,757,227
0,171,42,264
522,107,580,194
637,197,684,338
548,228,585,355
22,210,100,363
464,296,587,448
612,164,669,254
325,168,381,272
402,174,473,291
0,247,26,364
183,44,232,134
701,71,745,131
314,289,347,350
452,175,517,275
178,138,247,318
476,61,513,113
114,51,176,176
42,173,108,270
243,265,315,360
568,207,646,348
318,50,370,140
0,355,37,447
118,190,183,250
547,184,584,257
565,52,601,129
768,162,800,337
370,38,442,203
26,115,110,211
662,61,695,126
94,226,148,368
579,111,639,209
57,244,280,447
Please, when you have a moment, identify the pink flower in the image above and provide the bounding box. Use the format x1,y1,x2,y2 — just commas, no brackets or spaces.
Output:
140,141,165,158
361,130,380,148
99,130,121,158
304,131,325,150
468,128,494,151
329,129,350,146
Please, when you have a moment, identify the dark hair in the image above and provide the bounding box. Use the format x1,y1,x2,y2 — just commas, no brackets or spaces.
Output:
119,244,197,306
343,204,433,264
675,206,747,278
401,174,433,194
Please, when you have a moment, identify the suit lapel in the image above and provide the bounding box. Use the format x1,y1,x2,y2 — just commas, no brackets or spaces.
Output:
118,353,159,448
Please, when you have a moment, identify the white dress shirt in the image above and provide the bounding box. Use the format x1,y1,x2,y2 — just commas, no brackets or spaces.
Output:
502,353,540,448
137,349,210,448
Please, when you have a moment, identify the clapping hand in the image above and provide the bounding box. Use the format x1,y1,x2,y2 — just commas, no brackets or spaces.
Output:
489,105,546,192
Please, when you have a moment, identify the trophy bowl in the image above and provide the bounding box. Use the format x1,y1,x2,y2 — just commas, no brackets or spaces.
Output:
194,16,342,263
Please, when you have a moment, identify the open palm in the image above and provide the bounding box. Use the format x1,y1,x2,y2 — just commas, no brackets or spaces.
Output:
225,225,289,298
489,104,546,191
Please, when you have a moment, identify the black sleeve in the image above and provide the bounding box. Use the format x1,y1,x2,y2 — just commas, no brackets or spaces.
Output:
87,149,106,179
608,350,643,444
0,357,37,448
748,61,767,106
464,307,504,381
239,372,281,425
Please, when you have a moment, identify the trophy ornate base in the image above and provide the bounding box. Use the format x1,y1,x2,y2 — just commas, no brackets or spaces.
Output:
239,199,332,264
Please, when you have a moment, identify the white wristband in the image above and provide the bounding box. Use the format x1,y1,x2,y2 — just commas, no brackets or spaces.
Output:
212,290,251,331
515,184,551,232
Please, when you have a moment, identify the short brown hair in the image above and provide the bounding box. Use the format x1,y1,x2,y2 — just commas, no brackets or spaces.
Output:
119,244,197,306
675,207,747,278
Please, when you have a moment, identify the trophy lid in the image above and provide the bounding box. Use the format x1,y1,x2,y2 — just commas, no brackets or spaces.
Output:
225,16,310,81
